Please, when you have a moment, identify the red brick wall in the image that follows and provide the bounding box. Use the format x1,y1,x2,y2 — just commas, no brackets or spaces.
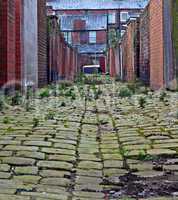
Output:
120,20,139,81
38,0,48,87
96,31,107,44
15,0,23,84
0,0,16,87
109,48,116,77
149,0,164,90
48,16,80,81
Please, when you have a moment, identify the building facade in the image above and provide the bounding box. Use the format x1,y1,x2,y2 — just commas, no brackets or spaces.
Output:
0,0,48,91
47,0,148,72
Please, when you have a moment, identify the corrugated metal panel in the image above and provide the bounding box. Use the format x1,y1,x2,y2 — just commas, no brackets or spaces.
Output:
60,14,107,31
76,44,106,53
46,0,148,10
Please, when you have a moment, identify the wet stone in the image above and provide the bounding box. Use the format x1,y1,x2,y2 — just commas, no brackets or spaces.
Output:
37,161,73,170
0,164,11,172
40,177,70,187
78,161,103,170
39,169,70,178
0,172,11,179
21,192,68,200
16,151,45,160
41,148,76,155
54,143,76,150
79,154,101,161
103,168,128,177
147,148,177,155
23,141,52,147
104,160,123,168
76,169,102,177
73,191,104,199
75,176,103,185
2,157,36,166
4,145,39,151
75,183,103,192
48,154,76,162
13,175,41,184
0,195,30,200
15,166,38,175
0,151,13,157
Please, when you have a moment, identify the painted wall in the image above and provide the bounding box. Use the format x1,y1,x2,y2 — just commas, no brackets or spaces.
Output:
22,0,38,89
0,0,16,88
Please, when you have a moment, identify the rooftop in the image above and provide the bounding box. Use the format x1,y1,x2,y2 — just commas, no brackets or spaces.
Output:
46,0,149,10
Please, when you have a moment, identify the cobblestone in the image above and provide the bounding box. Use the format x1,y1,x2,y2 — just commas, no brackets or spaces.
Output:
0,81,177,199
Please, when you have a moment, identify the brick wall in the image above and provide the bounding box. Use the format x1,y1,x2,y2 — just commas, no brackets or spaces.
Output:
139,6,150,84
120,20,139,81
15,0,23,86
48,16,81,82
149,0,164,90
38,0,48,87
0,0,16,88
96,31,107,44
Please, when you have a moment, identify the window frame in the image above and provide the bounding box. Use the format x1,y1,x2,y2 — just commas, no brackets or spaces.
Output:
89,31,96,44
120,11,129,22
108,12,116,24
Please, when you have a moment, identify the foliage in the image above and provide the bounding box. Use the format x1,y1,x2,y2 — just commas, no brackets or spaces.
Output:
138,150,157,161
62,119,69,128
91,85,102,100
119,146,130,170
119,86,132,98
60,101,66,107
39,88,50,99
11,92,22,106
159,90,167,102
3,116,11,124
32,117,39,128
176,110,178,119
0,97,4,111
138,96,147,108
109,28,119,48
127,82,137,94
45,110,55,120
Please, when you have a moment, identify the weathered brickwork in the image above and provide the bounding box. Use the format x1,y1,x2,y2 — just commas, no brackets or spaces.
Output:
15,0,23,87
0,0,16,87
120,20,139,81
110,0,178,90
48,16,81,81
149,0,164,90
139,6,150,85
38,0,48,87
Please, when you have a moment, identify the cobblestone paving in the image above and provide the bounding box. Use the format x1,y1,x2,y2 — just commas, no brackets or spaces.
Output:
0,80,178,200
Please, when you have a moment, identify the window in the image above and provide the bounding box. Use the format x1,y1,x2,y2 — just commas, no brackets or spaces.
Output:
108,12,116,24
63,32,72,44
63,32,68,41
89,31,96,43
120,12,129,22
68,32,72,44
121,30,125,37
